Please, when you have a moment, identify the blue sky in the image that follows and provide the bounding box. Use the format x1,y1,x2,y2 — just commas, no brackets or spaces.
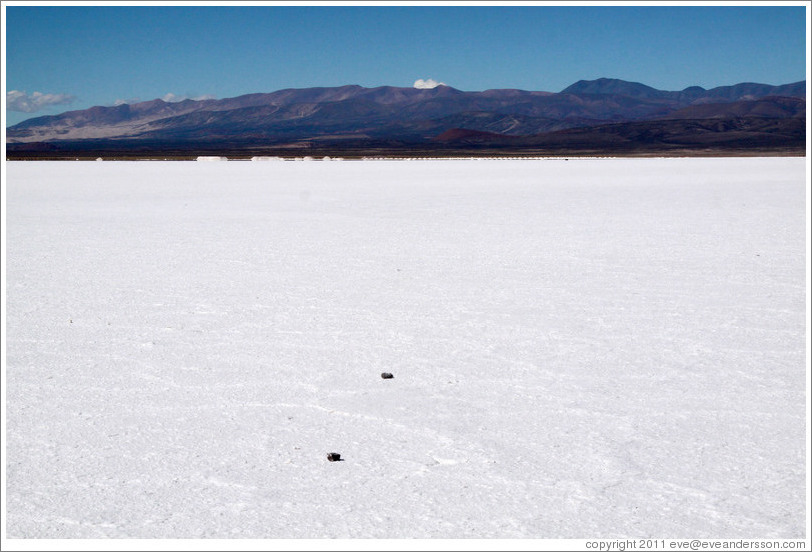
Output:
3,2,808,127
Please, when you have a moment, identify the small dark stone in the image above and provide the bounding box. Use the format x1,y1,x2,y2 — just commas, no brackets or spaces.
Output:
381,372,394,379
327,452,341,462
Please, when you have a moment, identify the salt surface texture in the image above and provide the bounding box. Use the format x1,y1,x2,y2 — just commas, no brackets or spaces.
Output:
4,158,807,539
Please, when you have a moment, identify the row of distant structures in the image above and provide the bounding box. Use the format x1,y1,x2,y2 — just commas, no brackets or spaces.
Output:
197,156,344,162
192,156,587,162
83,155,611,162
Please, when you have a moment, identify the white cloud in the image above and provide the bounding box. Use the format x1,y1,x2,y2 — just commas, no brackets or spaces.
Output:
7,90,76,113
161,93,216,103
414,78,446,89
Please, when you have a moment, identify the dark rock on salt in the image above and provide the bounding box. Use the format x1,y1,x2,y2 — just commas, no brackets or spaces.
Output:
327,452,341,462
381,372,394,379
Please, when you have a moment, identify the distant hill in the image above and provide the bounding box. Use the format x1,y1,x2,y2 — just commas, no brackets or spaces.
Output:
520,117,806,151
561,78,806,104
6,78,806,157
561,78,671,99
656,96,805,120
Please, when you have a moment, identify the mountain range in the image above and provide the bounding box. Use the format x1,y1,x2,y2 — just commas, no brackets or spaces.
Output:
6,78,806,156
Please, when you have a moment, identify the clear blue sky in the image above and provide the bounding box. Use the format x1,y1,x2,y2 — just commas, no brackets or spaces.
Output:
3,2,808,126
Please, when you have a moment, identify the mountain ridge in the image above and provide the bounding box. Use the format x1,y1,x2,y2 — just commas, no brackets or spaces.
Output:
6,77,806,155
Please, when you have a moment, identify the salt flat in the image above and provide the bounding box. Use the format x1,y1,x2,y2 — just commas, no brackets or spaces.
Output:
3,157,807,540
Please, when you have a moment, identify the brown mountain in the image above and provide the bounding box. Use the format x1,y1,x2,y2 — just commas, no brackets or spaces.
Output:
433,128,513,143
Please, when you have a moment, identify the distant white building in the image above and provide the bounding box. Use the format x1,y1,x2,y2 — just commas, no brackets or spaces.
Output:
251,156,284,162
196,156,228,162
